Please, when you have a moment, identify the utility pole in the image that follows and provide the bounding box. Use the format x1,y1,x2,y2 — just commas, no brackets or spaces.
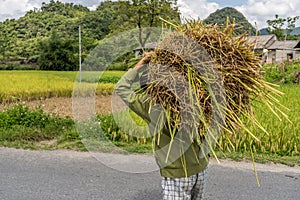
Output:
79,25,82,82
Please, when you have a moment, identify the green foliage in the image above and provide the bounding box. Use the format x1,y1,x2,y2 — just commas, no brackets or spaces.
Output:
0,1,91,63
38,31,78,71
0,0,103,69
286,34,300,40
0,104,50,128
98,114,122,140
79,1,119,40
106,62,128,71
110,0,181,46
0,62,37,70
0,104,74,142
106,52,136,71
263,60,300,84
267,15,300,40
40,0,89,16
0,23,10,59
203,7,256,36
1,0,165,70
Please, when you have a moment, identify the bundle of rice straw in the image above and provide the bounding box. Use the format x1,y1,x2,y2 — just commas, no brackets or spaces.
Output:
145,19,288,154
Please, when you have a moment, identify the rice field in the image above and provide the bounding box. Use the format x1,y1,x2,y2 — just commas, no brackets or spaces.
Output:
0,70,125,102
218,84,300,156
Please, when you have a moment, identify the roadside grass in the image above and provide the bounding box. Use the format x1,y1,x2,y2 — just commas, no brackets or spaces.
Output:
0,104,86,151
215,151,300,166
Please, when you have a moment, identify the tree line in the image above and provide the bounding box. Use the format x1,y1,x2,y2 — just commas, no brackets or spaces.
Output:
0,0,180,70
0,1,299,71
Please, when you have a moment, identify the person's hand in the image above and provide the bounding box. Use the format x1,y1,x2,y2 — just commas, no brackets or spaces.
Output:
133,51,154,71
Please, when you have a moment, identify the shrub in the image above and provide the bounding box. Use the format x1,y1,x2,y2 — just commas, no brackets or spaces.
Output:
263,60,300,84
0,104,74,142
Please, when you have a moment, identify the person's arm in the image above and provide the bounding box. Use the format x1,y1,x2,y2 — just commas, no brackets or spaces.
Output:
115,52,153,123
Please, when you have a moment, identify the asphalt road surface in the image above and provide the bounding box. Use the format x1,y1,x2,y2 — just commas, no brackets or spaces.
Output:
0,147,299,200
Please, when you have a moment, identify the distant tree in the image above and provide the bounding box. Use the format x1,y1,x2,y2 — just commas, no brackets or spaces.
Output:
41,0,89,17
110,0,181,47
0,23,9,59
0,19,21,60
286,16,300,35
267,15,299,40
203,7,256,36
38,31,78,71
79,1,118,40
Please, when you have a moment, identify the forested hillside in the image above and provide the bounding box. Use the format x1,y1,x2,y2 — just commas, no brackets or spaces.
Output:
0,1,298,71
0,1,119,70
0,0,180,70
203,7,256,36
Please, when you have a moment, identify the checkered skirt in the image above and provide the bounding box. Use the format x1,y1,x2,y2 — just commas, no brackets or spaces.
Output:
161,167,208,200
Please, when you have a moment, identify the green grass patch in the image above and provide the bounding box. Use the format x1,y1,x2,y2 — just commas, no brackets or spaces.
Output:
263,60,300,84
0,104,86,151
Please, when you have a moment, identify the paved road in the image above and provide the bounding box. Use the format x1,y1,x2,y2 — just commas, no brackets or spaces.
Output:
0,147,299,200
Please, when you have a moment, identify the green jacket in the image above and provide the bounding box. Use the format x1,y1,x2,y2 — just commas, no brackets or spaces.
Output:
115,68,208,178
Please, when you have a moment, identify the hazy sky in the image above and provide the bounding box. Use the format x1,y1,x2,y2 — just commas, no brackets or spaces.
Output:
0,0,299,29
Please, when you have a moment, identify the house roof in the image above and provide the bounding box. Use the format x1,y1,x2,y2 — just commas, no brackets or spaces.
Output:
245,35,277,49
268,40,300,50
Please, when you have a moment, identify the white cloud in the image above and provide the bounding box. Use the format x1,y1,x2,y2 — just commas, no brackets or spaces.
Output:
178,0,300,29
88,4,98,11
0,0,101,21
60,0,101,7
0,0,41,19
235,0,300,28
178,0,220,20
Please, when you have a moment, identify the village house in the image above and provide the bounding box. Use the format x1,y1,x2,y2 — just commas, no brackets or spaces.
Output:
245,35,300,64
267,40,300,63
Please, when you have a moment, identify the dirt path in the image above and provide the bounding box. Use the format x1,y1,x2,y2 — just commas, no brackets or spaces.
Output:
0,95,113,117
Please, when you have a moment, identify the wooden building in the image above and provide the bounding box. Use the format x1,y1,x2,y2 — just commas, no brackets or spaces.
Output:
245,35,300,63
267,40,300,63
